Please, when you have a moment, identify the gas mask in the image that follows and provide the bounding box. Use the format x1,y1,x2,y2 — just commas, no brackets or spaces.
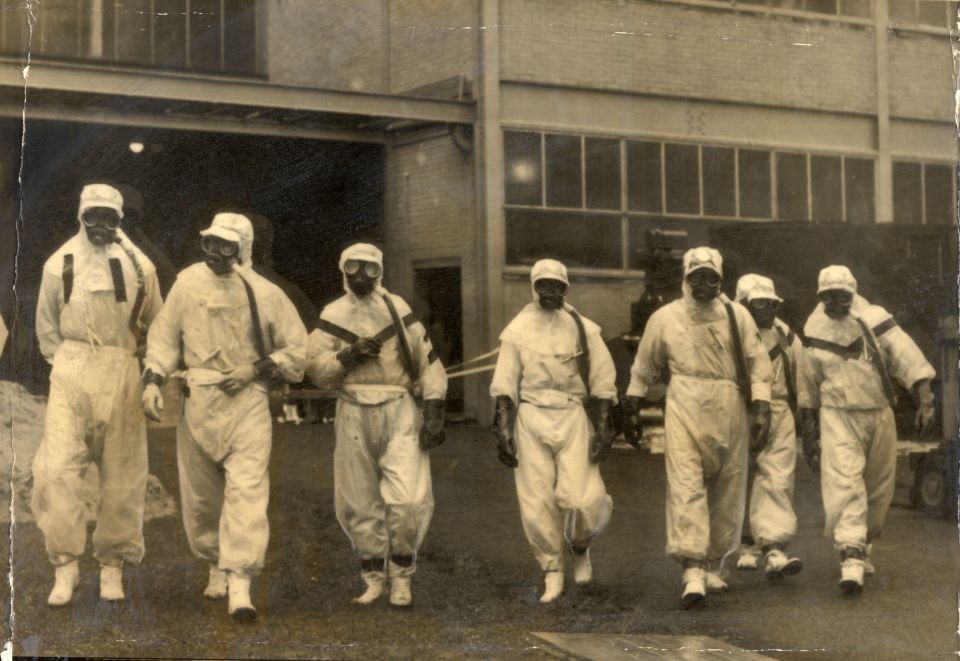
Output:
820,289,853,320
344,259,381,298
81,207,121,247
686,267,722,303
534,278,567,311
201,235,240,276
747,298,779,329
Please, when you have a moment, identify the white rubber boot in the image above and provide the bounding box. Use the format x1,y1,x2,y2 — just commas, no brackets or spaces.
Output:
540,571,564,604
705,570,728,593
389,576,412,608
680,567,706,610
99,564,125,602
47,560,79,607
736,544,761,570
839,557,865,596
227,572,257,622
572,549,593,586
864,544,875,576
763,548,803,581
353,571,385,605
204,565,228,600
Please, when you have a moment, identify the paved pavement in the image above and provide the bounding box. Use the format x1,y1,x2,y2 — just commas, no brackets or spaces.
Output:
7,422,958,659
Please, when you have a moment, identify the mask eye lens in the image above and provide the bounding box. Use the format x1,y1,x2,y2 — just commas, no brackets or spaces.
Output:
688,271,721,288
220,241,238,257
363,262,382,279
201,236,238,257
343,260,361,275
82,210,120,230
534,279,567,296
750,299,780,311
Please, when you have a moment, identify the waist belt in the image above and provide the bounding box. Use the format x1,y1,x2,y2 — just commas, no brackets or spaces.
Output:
60,338,135,357
670,373,740,389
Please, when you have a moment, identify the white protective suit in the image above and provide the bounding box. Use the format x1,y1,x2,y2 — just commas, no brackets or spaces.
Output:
489,260,617,572
798,267,934,552
628,250,772,565
32,184,162,567
306,244,447,576
143,214,306,575
736,276,803,549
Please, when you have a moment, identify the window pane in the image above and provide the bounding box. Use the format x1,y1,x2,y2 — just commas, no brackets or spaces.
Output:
2,6,30,56
585,138,621,210
776,152,808,221
844,158,875,224
889,0,917,24
919,0,949,25
504,131,542,206
627,141,661,212
805,0,839,14
39,0,81,58
115,0,152,64
892,161,923,224
840,0,871,17
664,143,699,215
924,164,954,225
811,155,843,222
702,147,735,217
154,0,187,68
223,0,257,74
505,209,621,269
738,149,772,218
545,134,582,208
190,0,222,72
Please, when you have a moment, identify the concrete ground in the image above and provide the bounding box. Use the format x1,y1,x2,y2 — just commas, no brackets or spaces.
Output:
5,422,958,659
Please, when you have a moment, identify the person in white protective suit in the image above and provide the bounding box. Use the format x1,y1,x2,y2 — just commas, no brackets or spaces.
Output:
306,243,447,608
140,212,306,621
32,183,162,606
797,265,935,596
733,274,804,580
624,247,773,609
489,259,617,604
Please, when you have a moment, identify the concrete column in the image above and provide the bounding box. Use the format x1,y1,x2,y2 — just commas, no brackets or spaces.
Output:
874,0,894,223
473,0,504,425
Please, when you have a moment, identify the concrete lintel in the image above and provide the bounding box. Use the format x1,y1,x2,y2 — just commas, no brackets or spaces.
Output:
0,61,476,125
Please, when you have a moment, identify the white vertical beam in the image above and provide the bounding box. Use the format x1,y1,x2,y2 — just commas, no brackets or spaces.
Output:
475,0,503,424
875,0,894,223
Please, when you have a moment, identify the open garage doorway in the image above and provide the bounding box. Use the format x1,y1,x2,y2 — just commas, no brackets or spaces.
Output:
3,118,385,389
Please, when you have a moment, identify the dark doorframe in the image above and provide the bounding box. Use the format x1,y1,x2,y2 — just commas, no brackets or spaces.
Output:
414,263,464,413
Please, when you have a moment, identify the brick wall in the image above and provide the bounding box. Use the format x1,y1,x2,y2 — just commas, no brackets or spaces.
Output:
267,0,476,96
889,32,954,122
500,0,877,115
389,0,476,96
267,0,387,91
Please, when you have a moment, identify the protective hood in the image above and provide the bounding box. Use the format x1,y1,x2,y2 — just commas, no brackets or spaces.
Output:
737,273,782,303
683,246,723,278
200,212,254,270
817,265,857,295
529,258,569,302
339,242,385,297
77,183,124,224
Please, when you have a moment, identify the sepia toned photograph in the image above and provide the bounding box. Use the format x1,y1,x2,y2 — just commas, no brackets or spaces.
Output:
0,0,956,658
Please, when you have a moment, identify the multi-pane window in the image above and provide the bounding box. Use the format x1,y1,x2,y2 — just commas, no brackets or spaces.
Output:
889,0,958,28
0,0,259,75
711,0,872,18
893,161,957,225
503,130,880,268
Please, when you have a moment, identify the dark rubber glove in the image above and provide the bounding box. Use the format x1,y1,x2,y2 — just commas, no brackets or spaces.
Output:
494,396,518,469
589,399,614,464
337,337,382,370
913,380,936,440
749,400,772,452
798,407,821,474
623,395,644,449
419,399,446,451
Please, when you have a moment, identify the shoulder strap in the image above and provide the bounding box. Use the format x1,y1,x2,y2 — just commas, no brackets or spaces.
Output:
62,254,74,304
566,308,591,397
380,292,419,383
108,258,127,303
855,316,898,406
236,272,268,359
724,301,751,401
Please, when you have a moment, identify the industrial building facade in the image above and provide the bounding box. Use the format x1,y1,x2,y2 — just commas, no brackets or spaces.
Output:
0,0,956,419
